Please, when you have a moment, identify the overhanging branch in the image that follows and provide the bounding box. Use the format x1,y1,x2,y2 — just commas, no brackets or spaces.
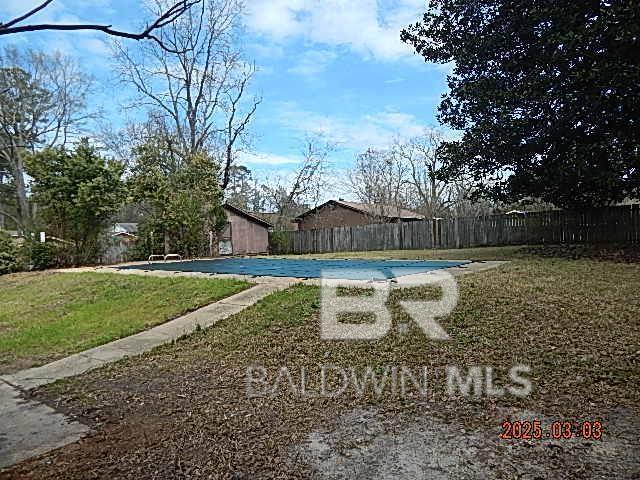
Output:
0,0,202,53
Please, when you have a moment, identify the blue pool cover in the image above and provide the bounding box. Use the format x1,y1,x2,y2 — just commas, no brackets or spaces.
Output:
120,258,469,279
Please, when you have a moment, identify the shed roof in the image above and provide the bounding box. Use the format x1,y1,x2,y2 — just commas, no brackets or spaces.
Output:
223,203,273,228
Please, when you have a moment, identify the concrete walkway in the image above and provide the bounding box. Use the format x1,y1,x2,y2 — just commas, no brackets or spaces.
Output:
0,279,296,470
0,381,88,469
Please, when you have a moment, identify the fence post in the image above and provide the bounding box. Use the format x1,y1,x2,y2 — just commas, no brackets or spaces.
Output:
436,218,443,249
431,218,437,248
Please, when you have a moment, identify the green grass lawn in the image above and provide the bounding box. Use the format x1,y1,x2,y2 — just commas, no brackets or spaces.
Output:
0,272,249,373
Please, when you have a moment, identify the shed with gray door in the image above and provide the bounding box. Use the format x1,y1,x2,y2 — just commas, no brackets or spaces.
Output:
220,203,272,255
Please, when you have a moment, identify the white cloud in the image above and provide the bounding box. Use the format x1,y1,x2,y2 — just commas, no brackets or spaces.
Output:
248,42,285,59
0,0,62,19
81,37,111,57
273,101,431,151
246,0,308,39
245,0,424,61
287,48,337,76
239,151,301,166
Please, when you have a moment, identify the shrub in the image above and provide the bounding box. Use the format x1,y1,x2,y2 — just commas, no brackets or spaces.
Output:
130,221,165,261
24,240,64,270
0,232,23,275
26,140,125,266
268,230,291,254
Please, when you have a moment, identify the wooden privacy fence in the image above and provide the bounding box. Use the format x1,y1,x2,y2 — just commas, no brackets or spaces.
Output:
269,204,640,254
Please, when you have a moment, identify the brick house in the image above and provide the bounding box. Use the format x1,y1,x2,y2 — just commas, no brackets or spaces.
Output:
295,200,425,231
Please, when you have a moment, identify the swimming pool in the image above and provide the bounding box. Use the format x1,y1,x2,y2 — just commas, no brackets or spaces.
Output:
120,258,469,280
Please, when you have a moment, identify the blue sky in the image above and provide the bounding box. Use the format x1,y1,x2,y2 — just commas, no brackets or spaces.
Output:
0,0,450,195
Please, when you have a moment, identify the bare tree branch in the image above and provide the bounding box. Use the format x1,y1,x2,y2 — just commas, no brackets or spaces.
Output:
260,134,335,229
392,130,453,218
0,0,202,53
221,73,260,190
115,0,259,190
347,147,410,218
0,0,54,30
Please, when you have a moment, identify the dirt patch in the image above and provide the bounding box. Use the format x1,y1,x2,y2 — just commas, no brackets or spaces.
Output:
296,406,640,479
10,368,640,479
4,361,326,479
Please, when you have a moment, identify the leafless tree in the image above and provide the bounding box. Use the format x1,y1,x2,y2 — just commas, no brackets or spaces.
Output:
448,180,495,217
114,0,260,189
263,135,334,229
99,114,183,171
347,147,410,218
0,0,201,53
392,129,454,218
0,46,92,229
346,130,494,220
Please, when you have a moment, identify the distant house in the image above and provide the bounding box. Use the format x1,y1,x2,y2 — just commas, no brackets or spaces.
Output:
295,200,425,231
112,223,139,237
220,203,272,255
103,223,139,264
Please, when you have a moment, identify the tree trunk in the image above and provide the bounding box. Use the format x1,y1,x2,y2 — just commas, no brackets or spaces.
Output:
12,153,31,231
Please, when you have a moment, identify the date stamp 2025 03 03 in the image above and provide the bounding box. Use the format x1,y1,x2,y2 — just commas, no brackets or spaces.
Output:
499,420,604,441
